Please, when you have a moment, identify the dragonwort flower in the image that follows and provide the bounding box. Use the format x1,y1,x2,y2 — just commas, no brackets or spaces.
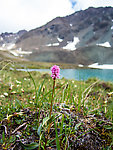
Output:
50,65,60,117
48,65,60,133
51,65,60,80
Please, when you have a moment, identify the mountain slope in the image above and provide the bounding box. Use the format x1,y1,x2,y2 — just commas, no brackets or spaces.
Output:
1,7,113,65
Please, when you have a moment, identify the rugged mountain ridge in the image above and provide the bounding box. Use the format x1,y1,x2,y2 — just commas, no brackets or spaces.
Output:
0,30,27,49
1,7,113,65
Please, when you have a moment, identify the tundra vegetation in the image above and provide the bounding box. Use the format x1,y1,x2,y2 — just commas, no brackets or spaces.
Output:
0,60,113,150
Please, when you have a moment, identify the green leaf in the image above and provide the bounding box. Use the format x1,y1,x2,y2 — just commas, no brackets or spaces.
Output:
37,116,51,136
2,131,5,141
75,122,82,130
37,115,54,136
20,141,39,150
60,114,64,135
37,124,42,136
37,79,45,100
37,114,62,137
42,116,50,126
54,121,61,150
8,135,16,144
27,71,37,100
104,125,112,130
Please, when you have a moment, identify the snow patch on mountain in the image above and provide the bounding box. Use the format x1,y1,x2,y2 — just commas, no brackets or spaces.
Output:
88,63,113,69
0,37,3,41
46,43,59,46
10,49,32,57
63,37,79,50
70,24,73,27
2,44,5,47
57,37,63,42
10,51,19,56
7,44,15,50
96,42,111,47
111,26,113,30
78,64,84,67
0,43,15,50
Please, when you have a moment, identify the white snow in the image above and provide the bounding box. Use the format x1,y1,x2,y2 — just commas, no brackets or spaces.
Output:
0,47,4,50
111,26,113,30
10,49,32,57
7,44,15,50
57,37,63,42
70,24,73,27
2,44,5,47
0,44,6,50
0,37,3,41
18,51,32,55
78,64,84,67
10,51,19,56
0,43,15,50
46,44,52,46
52,43,59,46
63,37,79,51
0,45,28,56
18,48,22,51
96,42,111,48
46,43,59,46
88,63,113,69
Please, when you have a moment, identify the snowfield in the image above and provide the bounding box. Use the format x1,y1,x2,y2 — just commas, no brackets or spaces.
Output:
96,42,111,48
63,37,79,50
88,63,113,69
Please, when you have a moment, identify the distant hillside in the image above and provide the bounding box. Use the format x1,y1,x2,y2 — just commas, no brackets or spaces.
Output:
0,7,113,66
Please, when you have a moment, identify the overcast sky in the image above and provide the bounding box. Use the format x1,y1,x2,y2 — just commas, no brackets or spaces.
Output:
0,0,113,33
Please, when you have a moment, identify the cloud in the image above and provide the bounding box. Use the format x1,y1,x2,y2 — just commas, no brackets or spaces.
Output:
0,0,74,33
0,0,113,33
72,0,113,11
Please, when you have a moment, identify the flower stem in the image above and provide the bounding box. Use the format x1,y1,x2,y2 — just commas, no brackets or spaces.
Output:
50,79,55,118
48,79,56,134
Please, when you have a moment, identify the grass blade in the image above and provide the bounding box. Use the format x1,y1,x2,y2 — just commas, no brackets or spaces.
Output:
54,120,61,150
20,141,39,150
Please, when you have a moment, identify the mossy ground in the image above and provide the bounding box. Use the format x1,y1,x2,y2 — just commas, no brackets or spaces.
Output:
0,62,113,150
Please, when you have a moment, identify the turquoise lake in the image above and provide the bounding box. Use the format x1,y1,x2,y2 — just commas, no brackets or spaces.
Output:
17,68,113,82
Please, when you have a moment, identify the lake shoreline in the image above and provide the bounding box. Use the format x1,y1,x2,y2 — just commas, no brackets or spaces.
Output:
16,68,113,82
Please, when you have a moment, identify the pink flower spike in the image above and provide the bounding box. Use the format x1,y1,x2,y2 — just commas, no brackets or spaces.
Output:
51,65,60,79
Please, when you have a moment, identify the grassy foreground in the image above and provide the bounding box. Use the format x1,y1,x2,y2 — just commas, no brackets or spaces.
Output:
0,62,113,150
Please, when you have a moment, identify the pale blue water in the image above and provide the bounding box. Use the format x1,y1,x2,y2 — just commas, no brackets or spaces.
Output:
17,68,113,82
